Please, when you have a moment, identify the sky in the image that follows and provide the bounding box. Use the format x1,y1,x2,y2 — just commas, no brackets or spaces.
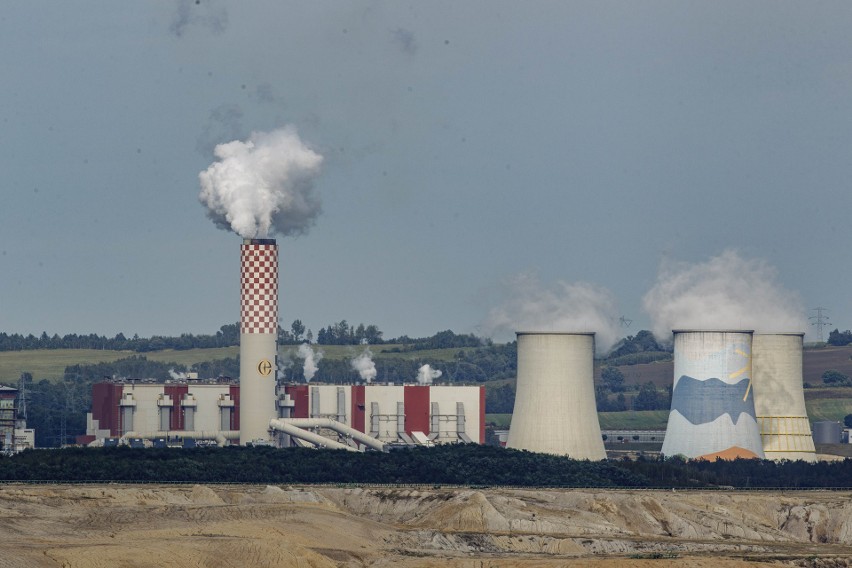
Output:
1,2,851,343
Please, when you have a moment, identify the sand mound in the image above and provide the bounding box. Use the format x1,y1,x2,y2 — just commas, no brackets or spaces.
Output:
189,485,225,505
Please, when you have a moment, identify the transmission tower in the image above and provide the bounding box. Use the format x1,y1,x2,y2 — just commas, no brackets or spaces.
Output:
619,316,633,328
809,307,832,342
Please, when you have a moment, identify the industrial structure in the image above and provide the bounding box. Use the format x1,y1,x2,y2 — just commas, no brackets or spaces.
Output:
752,333,817,462
661,330,765,460
507,332,606,460
238,238,279,445
82,381,484,449
0,385,35,454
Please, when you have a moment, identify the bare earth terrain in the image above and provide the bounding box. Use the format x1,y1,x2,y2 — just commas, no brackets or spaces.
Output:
0,485,851,567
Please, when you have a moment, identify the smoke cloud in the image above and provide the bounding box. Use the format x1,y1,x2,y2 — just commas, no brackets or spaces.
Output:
298,343,323,382
485,273,622,352
642,250,807,343
351,349,377,383
198,127,323,239
168,369,187,381
417,364,442,385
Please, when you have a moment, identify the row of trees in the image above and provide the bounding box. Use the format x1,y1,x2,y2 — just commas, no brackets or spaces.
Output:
828,329,852,346
2,445,851,487
0,321,482,351
0,325,241,353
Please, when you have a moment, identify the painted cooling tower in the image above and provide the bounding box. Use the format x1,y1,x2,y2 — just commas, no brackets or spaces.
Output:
661,330,764,460
752,333,816,462
507,332,606,460
239,238,279,445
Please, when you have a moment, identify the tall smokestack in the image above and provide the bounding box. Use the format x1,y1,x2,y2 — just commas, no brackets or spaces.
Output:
661,330,765,460
239,238,279,445
507,332,606,460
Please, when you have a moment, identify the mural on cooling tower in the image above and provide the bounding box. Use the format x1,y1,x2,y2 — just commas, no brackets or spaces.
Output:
661,332,765,460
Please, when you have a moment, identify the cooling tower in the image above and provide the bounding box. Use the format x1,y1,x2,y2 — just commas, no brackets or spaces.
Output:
239,238,279,445
661,330,765,460
506,332,606,460
752,333,816,462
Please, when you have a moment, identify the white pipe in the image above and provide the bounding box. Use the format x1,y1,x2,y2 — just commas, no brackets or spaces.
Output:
269,418,386,452
121,431,240,447
268,421,356,451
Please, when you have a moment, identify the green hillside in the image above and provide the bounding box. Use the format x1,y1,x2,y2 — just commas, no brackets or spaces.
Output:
0,345,468,383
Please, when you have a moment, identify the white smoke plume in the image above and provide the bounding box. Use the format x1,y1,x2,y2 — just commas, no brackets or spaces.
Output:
351,349,377,383
485,272,622,353
417,364,442,385
298,343,323,382
168,369,187,381
642,249,807,344
198,127,323,238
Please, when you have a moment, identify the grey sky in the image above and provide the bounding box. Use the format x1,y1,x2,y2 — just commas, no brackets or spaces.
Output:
1,2,850,342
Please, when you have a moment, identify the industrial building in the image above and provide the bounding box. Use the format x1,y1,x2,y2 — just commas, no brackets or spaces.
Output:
0,385,35,454
507,332,606,460
752,333,817,462
661,330,765,460
82,381,484,449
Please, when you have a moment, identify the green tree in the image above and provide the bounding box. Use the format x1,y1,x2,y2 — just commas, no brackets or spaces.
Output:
290,319,306,342
601,366,625,392
633,382,662,410
822,369,850,386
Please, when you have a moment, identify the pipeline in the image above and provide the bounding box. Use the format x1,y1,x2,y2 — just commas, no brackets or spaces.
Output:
269,418,386,452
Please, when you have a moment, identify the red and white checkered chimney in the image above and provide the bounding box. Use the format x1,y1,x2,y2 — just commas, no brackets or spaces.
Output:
239,238,278,445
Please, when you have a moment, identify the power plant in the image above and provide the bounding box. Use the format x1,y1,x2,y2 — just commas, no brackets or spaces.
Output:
661,330,765,460
752,333,817,462
507,332,606,460
75,233,827,461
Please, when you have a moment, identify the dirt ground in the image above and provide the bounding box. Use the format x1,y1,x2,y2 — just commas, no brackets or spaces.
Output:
0,484,850,567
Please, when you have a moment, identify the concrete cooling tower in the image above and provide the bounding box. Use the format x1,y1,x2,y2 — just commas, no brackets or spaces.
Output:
752,333,816,462
239,238,279,445
506,332,606,460
661,330,765,460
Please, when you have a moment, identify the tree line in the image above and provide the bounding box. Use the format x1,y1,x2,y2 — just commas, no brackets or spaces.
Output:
1,445,850,488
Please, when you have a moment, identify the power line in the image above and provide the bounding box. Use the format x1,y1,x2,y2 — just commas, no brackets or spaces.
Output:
809,307,832,342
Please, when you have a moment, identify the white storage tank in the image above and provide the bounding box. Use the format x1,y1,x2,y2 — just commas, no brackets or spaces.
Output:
507,332,605,460
661,330,764,460
752,333,816,462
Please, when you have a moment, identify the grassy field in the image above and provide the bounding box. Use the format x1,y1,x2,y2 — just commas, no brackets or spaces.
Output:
805,398,852,423
0,344,467,383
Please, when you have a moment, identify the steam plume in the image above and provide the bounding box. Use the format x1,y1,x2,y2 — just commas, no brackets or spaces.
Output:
351,349,377,383
198,127,323,238
642,250,807,343
298,343,323,382
417,364,442,385
485,272,621,352
168,369,187,381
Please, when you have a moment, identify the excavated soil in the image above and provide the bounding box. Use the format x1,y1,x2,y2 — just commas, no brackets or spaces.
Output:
0,484,851,567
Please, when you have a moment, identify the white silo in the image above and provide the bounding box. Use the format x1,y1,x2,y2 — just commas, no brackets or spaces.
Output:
239,238,279,445
661,330,765,460
507,332,606,460
752,333,816,462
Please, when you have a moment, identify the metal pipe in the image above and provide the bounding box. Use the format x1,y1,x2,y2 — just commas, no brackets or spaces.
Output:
269,418,386,452
268,420,356,451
